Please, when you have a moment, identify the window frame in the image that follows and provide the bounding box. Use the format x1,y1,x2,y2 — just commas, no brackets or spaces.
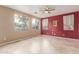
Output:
14,14,29,31
32,18,40,30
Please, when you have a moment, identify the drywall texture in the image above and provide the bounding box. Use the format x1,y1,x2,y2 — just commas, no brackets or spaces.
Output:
0,6,41,44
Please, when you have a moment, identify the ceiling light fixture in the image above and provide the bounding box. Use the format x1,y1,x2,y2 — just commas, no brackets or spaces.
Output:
39,5,55,14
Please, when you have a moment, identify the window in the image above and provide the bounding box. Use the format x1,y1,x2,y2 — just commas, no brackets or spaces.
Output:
63,14,74,31
32,18,39,29
42,19,48,30
14,14,29,31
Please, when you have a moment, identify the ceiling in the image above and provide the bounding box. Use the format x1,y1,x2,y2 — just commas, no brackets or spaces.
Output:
4,5,79,18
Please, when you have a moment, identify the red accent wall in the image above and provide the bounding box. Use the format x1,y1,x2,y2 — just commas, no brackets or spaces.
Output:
78,12,79,38
41,11,79,39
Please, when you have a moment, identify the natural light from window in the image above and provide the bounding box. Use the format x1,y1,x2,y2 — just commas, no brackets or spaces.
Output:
14,14,29,31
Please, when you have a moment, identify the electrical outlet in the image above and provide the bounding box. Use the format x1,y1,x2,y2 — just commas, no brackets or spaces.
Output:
4,37,7,40
62,34,65,36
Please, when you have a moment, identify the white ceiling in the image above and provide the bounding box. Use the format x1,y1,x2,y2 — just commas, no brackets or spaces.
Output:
4,5,79,18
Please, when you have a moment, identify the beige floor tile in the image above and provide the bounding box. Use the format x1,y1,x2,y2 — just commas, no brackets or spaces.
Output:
0,35,79,54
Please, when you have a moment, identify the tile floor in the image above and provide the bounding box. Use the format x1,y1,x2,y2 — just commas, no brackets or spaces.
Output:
0,35,79,54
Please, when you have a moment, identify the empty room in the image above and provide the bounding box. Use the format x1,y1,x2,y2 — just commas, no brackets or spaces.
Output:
0,5,79,54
